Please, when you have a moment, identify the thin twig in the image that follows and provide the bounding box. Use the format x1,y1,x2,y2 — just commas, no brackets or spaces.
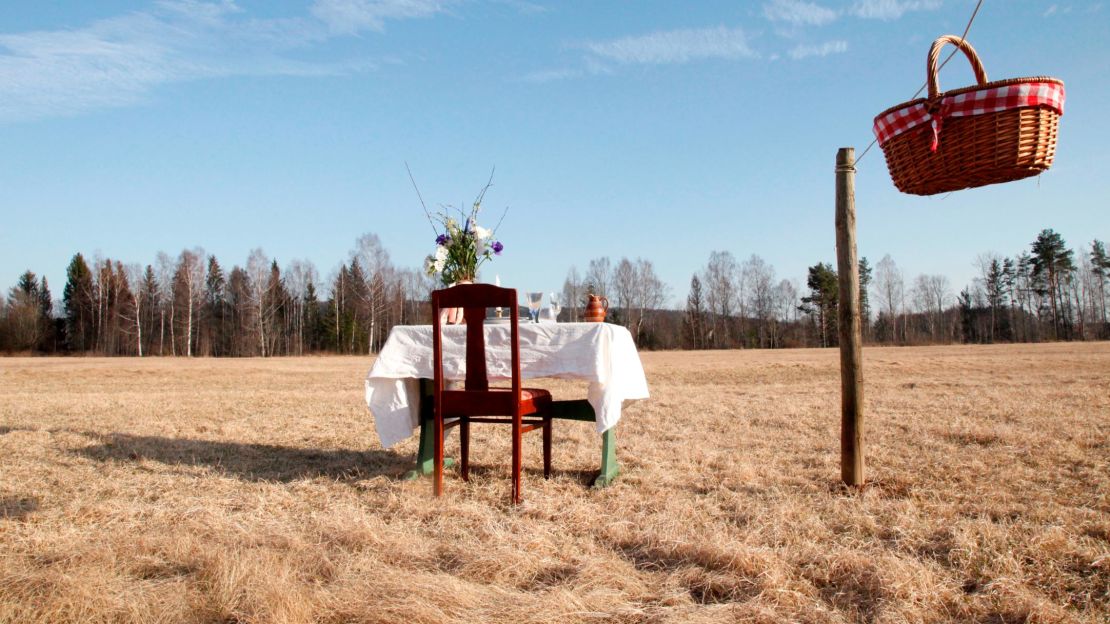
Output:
473,166,495,209
491,206,509,235
405,162,438,234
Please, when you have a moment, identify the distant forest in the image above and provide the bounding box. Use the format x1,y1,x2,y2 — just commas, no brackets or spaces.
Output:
2,229,1107,356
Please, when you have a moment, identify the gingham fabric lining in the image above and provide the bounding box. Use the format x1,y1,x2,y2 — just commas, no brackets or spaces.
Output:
873,82,1065,150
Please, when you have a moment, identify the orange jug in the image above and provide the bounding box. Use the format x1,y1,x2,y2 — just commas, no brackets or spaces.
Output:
584,294,608,322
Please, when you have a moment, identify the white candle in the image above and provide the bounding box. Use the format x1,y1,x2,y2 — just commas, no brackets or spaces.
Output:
494,275,502,317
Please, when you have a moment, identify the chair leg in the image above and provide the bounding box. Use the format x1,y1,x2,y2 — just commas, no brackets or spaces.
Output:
512,412,522,504
460,417,470,482
434,411,444,497
543,416,552,479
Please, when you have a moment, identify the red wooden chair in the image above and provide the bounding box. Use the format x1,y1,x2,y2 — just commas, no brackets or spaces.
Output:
431,283,553,504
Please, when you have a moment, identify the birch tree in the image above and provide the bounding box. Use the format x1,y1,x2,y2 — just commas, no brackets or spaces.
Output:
122,264,147,356
743,254,775,348
246,248,273,356
155,252,176,355
285,259,318,355
702,251,738,348
586,257,612,299
175,248,206,357
561,266,584,321
872,254,904,343
351,233,393,354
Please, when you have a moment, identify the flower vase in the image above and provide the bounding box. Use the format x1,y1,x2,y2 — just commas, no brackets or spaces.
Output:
443,279,473,325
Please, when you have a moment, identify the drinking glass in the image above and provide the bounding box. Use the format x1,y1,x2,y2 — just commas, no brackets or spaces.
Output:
526,292,544,323
549,293,561,322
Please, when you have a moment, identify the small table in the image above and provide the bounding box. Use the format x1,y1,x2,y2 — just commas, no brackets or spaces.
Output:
364,322,650,487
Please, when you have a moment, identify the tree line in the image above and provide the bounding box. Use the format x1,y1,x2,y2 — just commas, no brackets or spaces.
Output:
673,229,1108,349
1,228,1107,355
0,234,433,356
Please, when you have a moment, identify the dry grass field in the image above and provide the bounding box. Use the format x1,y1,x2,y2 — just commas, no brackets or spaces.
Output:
1,343,1108,623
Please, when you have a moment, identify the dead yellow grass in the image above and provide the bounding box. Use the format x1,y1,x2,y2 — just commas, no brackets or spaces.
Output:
1,343,1108,623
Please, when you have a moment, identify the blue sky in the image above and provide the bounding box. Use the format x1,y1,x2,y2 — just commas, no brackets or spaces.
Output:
2,0,1107,307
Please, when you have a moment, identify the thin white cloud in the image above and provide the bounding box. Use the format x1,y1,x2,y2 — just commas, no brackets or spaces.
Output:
850,0,942,20
310,0,450,35
763,0,838,26
489,0,549,15
0,1,437,122
581,26,758,65
788,40,847,59
1043,4,1084,17
521,67,581,83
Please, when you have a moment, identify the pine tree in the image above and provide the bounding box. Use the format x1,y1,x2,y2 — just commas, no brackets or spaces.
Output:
205,256,227,356
63,253,95,351
800,263,838,347
1091,240,1108,332
958,288,976,343
142,265,158,356
266,260,288,356
683,275,707,349
37,276,57,351
304,280,323,353
985,258,1005,342
1001,257,1018,341
227,266,252,356
858,257,873,339
7,271,42,350
1031,229,1075,339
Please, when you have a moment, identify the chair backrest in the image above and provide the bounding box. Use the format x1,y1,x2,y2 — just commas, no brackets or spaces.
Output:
431,283,521,417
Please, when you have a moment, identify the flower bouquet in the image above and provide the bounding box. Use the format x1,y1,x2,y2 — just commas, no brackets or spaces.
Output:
422,181,505,323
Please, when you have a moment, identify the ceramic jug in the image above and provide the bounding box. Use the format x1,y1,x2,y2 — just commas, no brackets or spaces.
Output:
584,294,608,322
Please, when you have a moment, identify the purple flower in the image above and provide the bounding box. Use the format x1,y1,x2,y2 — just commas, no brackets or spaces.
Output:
435,234,450,246
492,241,504,255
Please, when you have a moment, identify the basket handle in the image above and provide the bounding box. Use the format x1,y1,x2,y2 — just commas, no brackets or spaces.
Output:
927,35,989,100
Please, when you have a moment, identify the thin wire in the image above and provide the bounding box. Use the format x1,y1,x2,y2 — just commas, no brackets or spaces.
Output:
855,0,985,166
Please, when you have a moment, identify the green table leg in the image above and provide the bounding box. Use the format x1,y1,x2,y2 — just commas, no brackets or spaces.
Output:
403,379,453,480
403,409,454,480
594,427,620,488
550,399,620,488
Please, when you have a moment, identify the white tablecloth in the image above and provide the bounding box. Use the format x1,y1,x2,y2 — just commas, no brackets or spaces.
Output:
364,322,650,448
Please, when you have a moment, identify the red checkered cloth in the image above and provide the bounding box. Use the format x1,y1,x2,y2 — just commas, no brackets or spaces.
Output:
873,81,1065,152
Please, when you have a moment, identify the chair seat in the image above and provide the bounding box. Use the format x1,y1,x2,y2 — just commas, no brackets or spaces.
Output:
486,387,552,415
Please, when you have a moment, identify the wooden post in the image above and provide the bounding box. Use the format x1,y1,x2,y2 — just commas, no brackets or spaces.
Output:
835,147,864,486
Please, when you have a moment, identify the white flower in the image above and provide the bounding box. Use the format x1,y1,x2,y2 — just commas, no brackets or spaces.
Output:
434,246,448,262
424,255,436,275
473,225,492,240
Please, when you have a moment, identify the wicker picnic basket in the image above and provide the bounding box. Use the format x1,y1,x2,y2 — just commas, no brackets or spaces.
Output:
873,35,1065,196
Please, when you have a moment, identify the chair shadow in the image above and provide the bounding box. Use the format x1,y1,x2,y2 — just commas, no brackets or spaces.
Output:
448,463,599,487
73,431,412,483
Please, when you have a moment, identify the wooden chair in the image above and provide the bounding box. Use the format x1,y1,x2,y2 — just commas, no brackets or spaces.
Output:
431,283,553,504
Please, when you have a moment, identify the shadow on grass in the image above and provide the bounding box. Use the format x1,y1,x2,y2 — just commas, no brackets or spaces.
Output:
443,463,599,488
73,432,412,483
0,496,39,521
